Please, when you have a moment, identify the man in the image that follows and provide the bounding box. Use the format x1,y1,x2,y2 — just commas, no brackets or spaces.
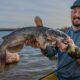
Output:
43,0,80,80
27,0,80,80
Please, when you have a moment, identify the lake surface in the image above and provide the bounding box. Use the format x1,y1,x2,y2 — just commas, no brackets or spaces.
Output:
0,31,57,80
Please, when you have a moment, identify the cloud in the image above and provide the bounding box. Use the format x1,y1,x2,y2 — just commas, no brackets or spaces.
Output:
0,0,75,28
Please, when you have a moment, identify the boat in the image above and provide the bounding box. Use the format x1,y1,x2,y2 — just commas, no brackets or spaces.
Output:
39,60,74,80
39,72,58,80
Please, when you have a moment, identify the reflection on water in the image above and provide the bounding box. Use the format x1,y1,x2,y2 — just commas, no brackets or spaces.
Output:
0,31,57,80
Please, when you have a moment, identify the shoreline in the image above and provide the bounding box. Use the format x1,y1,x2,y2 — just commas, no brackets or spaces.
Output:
0,28,16,31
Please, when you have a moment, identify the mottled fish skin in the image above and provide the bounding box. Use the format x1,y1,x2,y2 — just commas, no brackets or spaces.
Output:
0,26,73,71
46,29,68,40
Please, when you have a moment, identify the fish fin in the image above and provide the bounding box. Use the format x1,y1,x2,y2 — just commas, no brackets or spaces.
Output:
34,16,43,27
7,43,24,53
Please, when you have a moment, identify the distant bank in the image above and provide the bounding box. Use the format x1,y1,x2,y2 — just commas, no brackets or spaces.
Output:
0,28,17,31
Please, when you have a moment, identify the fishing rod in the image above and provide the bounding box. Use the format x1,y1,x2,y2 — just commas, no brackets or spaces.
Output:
39,60,74,80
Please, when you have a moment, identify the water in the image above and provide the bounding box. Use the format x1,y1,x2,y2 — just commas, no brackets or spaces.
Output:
0,31,57,80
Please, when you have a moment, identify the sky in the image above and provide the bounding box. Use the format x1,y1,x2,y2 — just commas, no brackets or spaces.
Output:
0,0,75,28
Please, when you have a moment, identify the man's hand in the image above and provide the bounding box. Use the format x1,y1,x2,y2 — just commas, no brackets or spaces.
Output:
56,40,68,52
56,37,74,52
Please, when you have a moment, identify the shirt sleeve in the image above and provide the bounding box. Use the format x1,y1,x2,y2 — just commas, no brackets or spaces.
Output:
44,46,58,58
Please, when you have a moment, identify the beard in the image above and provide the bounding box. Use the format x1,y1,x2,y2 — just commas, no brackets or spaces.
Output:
72,21,80,27
72,17,80,27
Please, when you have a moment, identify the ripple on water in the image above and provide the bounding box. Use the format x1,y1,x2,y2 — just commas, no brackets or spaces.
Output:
0,46,57,80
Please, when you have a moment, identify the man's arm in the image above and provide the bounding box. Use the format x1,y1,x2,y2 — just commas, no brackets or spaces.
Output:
40,46,58,60
58,27,80,64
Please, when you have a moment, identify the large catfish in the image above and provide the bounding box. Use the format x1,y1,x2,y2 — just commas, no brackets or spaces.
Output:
0,26,77,71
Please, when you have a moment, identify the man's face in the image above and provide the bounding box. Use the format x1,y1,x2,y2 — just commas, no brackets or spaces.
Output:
71,7,80,27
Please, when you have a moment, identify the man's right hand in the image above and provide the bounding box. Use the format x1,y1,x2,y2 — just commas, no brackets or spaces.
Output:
56,37,74,52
